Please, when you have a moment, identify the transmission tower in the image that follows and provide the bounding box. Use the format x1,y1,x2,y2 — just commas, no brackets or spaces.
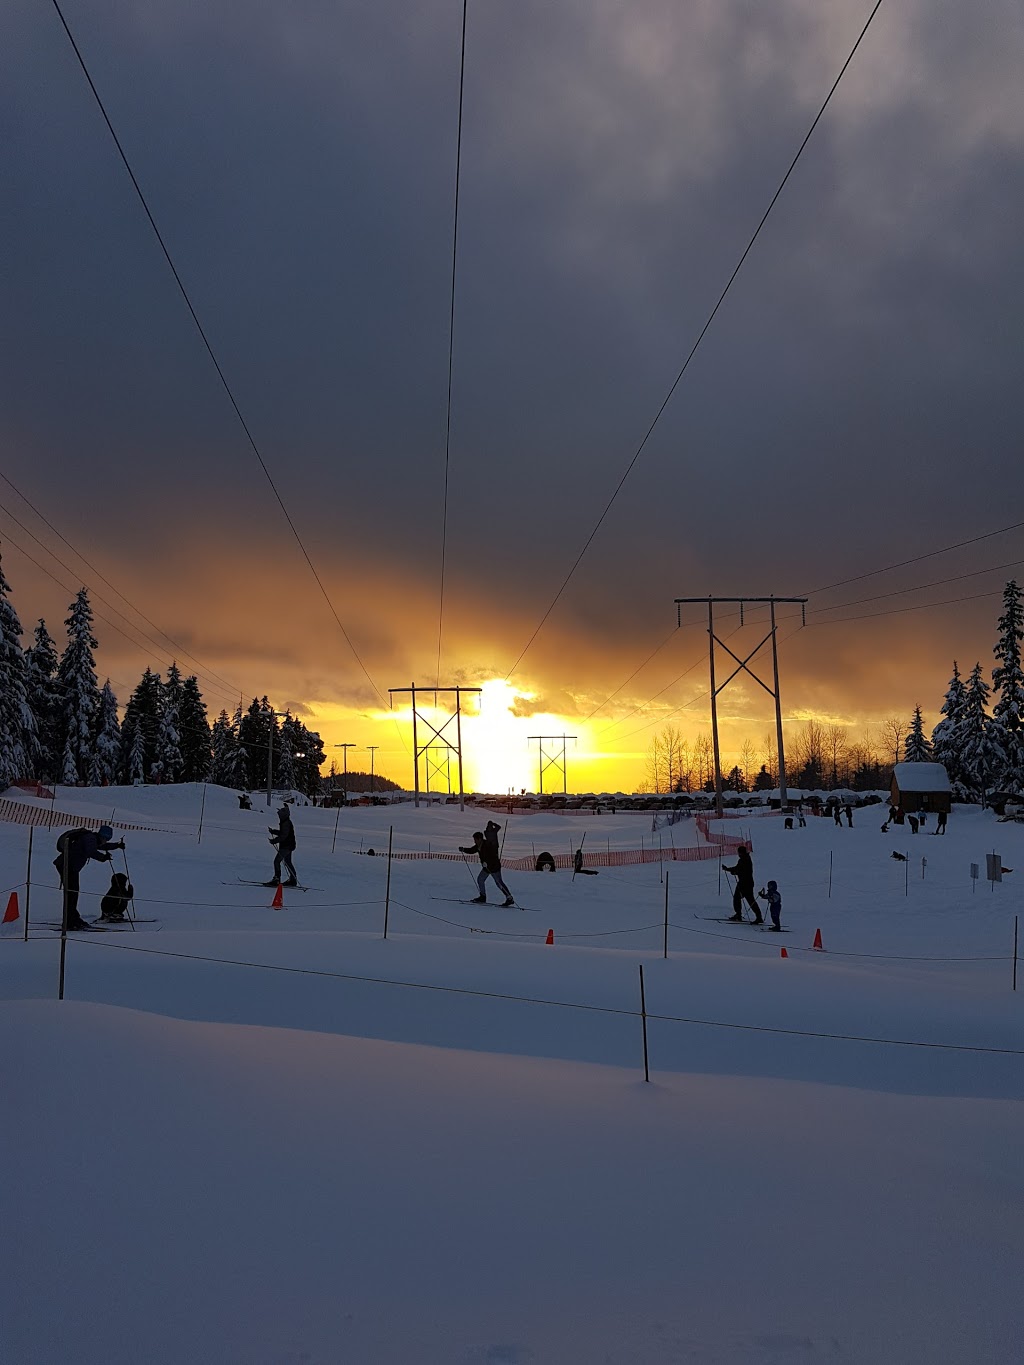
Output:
674,596,806,818
528,734,577,794
388,684,481,811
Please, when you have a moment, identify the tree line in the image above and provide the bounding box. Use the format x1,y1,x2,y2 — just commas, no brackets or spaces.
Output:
643,580,1024,800
0,553,326,795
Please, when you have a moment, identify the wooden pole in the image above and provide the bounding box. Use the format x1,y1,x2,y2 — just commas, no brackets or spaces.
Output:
383,826,393,939
639,965,650,1083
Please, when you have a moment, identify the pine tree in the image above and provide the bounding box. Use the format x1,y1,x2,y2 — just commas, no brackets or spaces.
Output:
277,713,299,792
93,680,121,785
991,579,1024,792
931,662,967,790
179,676,211,782
155,663,184,782
238,698,280,791
903,705,932,763
120,669,163,782
55,588,100,785
25,619,62,782
210,710,243,787
960,662,997,803
0,551,34,786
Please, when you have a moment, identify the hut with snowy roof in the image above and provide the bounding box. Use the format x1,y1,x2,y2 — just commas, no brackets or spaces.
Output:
890,762,952,816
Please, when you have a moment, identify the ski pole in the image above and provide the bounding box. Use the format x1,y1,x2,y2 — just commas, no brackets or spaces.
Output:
120,844,137,931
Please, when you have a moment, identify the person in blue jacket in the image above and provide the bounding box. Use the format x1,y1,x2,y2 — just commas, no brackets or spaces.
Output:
53,825,125,930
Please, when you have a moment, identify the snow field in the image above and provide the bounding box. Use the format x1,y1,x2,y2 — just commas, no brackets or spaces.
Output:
2,783,1024,1363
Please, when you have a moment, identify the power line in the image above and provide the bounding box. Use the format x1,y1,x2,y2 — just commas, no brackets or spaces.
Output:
502,0,887,681
47,0,389,712
804,518,1024,598
0,468,244,698
808,556,1024,617
435,0,469,688
0,500,240,708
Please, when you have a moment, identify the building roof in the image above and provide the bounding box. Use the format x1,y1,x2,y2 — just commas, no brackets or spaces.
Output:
892,762,951,793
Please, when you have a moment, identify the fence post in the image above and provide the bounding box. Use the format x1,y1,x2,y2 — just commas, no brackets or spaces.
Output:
1014,915,1018,993
197,783,208,844
828,849,832,899
383,826,393,939
23,827,33,942
639,964,650,1083
663,870,669,959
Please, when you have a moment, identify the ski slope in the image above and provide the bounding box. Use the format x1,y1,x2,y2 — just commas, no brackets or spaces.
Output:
2,783,1023,1364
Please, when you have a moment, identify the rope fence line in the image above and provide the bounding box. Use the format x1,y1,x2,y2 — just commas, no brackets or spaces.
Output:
0,798,172,835
40,933,1024,1059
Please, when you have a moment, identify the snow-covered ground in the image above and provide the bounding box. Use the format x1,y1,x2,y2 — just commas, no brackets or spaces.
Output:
2,784,1023,1364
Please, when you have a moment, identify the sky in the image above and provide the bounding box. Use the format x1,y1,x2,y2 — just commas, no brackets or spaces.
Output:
2,0,1023,792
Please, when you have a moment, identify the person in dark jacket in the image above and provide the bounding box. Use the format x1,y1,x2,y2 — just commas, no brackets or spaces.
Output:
99,872,134,922
459,820,514,906
758,879,783,931
722,844,762,923
53,825,125,930
267,805,298,886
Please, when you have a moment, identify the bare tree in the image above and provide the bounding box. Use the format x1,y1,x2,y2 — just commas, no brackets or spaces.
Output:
693,732,714,790
760,732,778,786
824,724,848,789
740,738,757,790
882,716,905,768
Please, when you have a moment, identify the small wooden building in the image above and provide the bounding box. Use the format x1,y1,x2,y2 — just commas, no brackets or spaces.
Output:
890,762,952,815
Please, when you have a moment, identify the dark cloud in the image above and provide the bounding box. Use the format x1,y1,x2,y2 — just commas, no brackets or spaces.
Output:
1,0,1022,752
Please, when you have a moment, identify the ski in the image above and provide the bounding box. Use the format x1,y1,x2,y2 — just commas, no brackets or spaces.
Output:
430,896,538,912
227,880,323,892
696,914,762,925
36,920,161,933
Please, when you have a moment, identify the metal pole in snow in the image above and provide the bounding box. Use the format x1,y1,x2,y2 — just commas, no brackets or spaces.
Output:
663,870,669,959
639,964,650,1083
828,849,832,899
197,783,207,844
23,827,33,942
1014,915,1018,992
331,804,341,855
383,826,393,939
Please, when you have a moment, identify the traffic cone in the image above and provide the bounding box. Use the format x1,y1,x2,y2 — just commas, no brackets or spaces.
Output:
2,892,18,924
812,927,824,951
271,883,284,910
545,928,554,945
780,946,788,959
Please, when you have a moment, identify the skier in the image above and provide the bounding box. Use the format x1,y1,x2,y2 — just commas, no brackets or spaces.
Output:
758,880,783,931
266,805,298,886
832,804,843,827
935,810,948,835
844,803,854,827
238,792,253,810
573,847,599,876
722,844,762,923
99,872,134,923
459,820,514,906
53,825,125,931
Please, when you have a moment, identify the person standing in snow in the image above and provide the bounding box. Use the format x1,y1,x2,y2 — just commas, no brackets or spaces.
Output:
267,805,298,886
53,825,125,930
99,871,134,922
758,880,783,931
459,820,514,906
935,810,948,835
722,844,761,923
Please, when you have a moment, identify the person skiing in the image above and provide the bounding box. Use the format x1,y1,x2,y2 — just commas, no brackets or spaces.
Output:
266,805,297,886
935,809,948,835
459,820,514,906
53,825,125,931
573,847,599,876
722,844,761,923
758,879,783,931
99,872,134,923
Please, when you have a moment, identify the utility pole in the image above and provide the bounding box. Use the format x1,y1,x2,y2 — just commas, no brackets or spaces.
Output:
528,735,577,794
388,685,481,811
265,710,287,808
366,745,379,798
334,743,358,808
674,596,806,817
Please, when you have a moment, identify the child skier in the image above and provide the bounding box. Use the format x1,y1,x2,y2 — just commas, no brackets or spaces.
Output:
459,820,514,906
758,880,783,931
99,872,134,923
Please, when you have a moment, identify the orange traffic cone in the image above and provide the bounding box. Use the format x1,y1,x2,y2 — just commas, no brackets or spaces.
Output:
812,927,824,951
545,928,554,945
780,946,788,959
2,892,18,924
271,883,284,910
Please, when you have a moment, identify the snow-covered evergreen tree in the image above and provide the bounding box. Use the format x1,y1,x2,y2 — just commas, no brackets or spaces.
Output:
210,710,242,787
119,669,163,782
179,676,211,782
931,662,967,791
55,588,100,785
990,579,1024,792
960,662,997,803
903,705,932,763
25,619,62,782
0,552,34,786
93,680,121,785
155,663,184,782
238,697,279,791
